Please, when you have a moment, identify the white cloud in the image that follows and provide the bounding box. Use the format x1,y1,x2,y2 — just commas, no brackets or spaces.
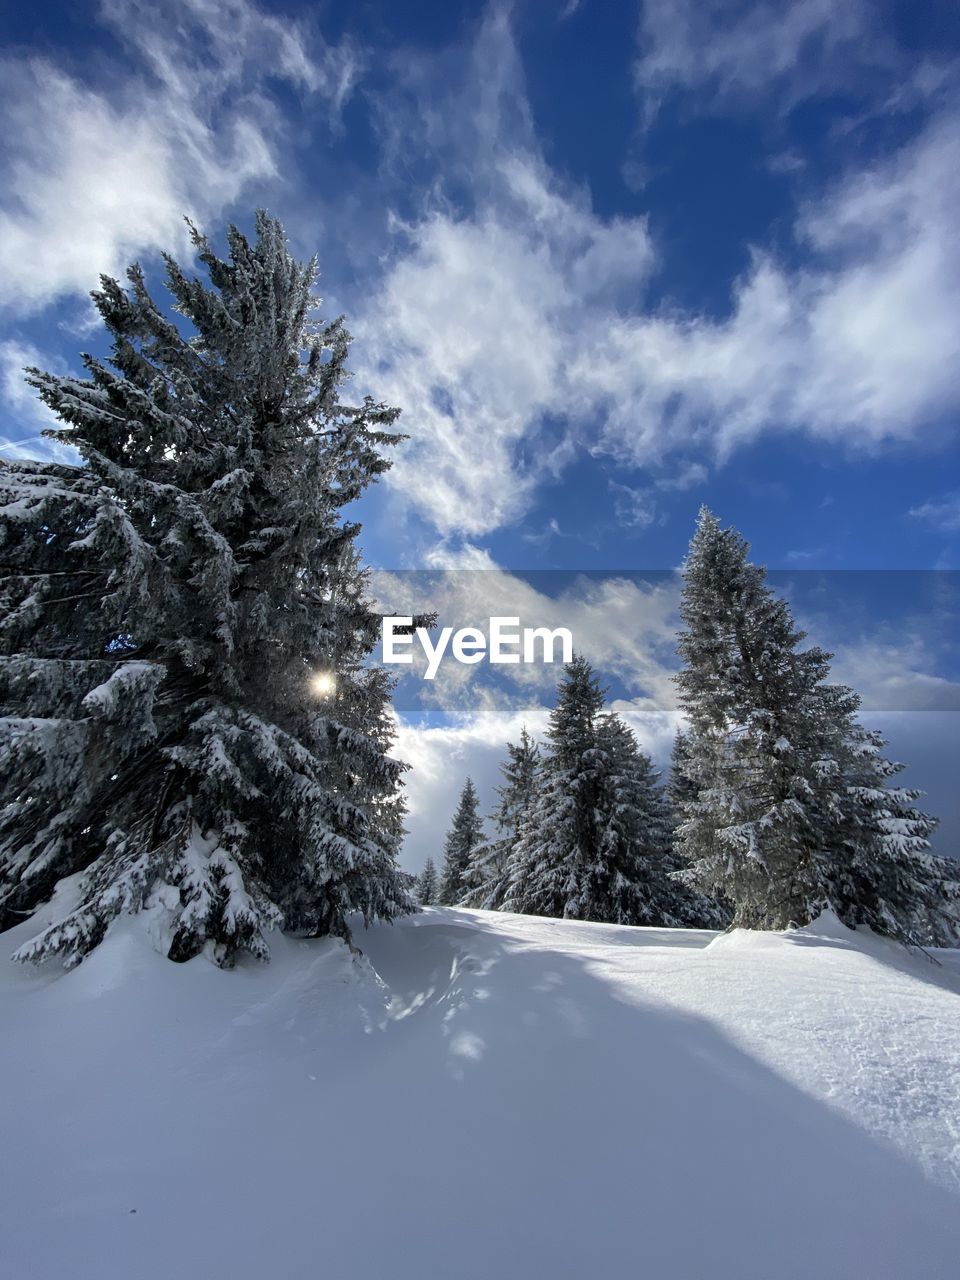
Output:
354,159,654,537
605,463,709,533
392,697,551,871
633,0,891,123
110,0,363,109
375,553,686,870
393,683,683,872
655,462,709,492
0,343,60,426
6,2,957,547
609,482,661,530
0,0,360,313
352,10,960,539
783,548,825,566
628,121,954,482
0,341,81,464
794,589,960,717
909,492,960,536
608,696,679,762
352,8,655,538
829,638,960,714
522,517,565,548
577,113,960,463
373,557,681,713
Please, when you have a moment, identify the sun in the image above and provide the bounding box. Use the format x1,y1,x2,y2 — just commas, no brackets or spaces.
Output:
310,671,337,699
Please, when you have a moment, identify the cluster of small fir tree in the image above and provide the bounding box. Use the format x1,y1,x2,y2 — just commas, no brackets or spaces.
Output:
501,658,718,927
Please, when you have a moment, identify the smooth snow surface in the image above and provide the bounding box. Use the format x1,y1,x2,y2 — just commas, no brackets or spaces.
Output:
2,898,960,1280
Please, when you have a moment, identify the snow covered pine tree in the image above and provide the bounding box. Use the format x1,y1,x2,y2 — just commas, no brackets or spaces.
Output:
674,507,959,945
416,857,438,906
437,778,484,906
460,726,539,909
594,714,726,928
0,213,414,968
504,656,606,918
505,656,711,925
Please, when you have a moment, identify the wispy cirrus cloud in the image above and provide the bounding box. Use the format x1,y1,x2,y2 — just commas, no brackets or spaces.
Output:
0,341,81,463
353,8,960,539
349,7,657,538
633,0,910,125
909,492,960,535
0,0,361,315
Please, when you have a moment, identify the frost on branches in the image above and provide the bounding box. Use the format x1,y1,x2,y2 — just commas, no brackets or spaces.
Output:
674,507,959,946
0,213,414,968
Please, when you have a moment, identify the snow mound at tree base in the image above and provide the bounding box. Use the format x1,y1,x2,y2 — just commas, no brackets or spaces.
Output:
2,902,959,1280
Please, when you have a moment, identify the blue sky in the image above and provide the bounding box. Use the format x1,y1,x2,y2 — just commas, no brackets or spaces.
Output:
1,0,958,865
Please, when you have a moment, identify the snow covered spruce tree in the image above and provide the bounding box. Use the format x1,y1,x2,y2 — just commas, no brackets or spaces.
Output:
504,657,606,918
460,726,540,909
825,716,960,942
437,778,484,906
588,713,724,927
504,657,709,925
416,857,438,906
674,507,957,944
0,213,415,967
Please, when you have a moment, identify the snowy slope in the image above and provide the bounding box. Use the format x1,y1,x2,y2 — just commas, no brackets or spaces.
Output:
2,894,960,1280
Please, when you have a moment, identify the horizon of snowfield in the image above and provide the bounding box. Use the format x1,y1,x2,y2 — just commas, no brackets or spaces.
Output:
2,891,959,1280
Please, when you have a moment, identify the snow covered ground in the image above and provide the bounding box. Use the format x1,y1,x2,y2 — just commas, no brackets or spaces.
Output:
2,894,959,1280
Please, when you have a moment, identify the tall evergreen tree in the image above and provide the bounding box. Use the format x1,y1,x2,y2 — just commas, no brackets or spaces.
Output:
586,714,674,925
594,715,727,928
674,507,956,944
438,778,484,906
504,657,606,919
504,658,708,925
416,856,438,906
460,726,540,909
0,212,414,968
